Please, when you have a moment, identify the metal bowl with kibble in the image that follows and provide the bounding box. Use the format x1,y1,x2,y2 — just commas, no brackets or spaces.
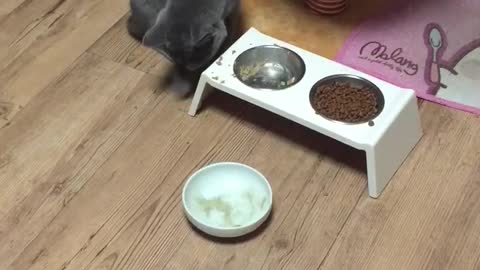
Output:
309,74,385,125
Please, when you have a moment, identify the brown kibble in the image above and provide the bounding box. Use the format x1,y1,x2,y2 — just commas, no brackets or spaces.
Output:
311,81,379,123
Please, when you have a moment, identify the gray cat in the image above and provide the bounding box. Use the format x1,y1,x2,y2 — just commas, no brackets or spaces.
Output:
128,0,240,72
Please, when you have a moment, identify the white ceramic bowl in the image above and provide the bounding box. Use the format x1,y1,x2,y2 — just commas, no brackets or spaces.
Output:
182,162,273,238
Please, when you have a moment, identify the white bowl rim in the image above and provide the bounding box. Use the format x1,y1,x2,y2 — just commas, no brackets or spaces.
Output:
182,162,273,232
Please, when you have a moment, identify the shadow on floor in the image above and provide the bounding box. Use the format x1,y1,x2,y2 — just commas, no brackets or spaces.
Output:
200,90,367,175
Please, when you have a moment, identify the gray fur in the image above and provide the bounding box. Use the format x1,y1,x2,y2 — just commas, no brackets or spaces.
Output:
128,0,239,72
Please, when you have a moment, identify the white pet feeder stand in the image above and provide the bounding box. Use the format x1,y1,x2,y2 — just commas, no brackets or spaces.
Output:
188,28,423,198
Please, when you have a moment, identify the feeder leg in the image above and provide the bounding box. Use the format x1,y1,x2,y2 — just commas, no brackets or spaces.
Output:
365,95,422,198
188,75,210,116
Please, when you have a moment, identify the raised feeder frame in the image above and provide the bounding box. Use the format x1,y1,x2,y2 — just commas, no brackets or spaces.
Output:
188,28,423,199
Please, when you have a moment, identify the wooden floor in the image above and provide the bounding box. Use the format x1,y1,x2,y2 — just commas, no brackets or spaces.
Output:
1,0,479,269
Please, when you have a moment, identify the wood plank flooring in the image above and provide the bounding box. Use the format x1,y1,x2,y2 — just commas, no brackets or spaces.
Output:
0,0,479,269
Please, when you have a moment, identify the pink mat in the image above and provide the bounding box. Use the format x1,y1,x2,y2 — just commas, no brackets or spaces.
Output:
336,0,480,115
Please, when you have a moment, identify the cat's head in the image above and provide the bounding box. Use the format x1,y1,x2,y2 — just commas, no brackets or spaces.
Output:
142,13,227,71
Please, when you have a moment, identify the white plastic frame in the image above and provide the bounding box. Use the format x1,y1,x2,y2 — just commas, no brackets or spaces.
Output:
188,28,423,198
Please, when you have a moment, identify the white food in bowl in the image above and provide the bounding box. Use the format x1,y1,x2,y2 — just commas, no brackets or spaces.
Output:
182,162,273,238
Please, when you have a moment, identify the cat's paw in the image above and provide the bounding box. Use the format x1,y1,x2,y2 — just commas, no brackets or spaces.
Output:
168,70,194,97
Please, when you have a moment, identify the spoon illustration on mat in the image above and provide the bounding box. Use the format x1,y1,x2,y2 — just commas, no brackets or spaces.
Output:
428,27,443,88
424,23,480,109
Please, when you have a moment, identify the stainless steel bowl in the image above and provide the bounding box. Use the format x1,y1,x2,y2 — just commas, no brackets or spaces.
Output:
309,74,385,124
233,45,306,90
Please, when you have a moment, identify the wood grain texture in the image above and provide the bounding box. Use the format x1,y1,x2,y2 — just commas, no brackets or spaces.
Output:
0,0,25,17
88,15,173,77
0,0,129,128
320,105,480,270
1,0,480,269
0,52,167,270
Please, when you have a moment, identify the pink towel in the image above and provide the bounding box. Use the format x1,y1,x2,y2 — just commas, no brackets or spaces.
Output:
336,0,480,115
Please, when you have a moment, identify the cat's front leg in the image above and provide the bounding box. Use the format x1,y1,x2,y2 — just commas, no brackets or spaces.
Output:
167,68,200,97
